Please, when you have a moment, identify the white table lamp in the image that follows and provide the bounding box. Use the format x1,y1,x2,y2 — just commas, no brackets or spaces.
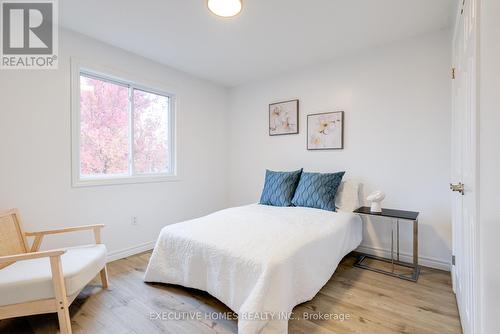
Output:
367,191,385,213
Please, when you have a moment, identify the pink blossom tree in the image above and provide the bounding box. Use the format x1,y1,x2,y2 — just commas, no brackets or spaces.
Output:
133,90,169,174
79,76,169,177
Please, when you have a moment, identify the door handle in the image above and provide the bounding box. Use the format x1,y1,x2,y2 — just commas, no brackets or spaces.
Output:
450,182,465,195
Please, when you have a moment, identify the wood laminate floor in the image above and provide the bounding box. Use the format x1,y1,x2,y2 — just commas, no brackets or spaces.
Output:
0,252,462,334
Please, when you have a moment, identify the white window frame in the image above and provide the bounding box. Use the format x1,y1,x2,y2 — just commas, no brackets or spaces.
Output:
71,59,178,187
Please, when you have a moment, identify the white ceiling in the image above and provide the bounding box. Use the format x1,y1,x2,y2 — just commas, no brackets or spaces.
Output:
60,0,455,87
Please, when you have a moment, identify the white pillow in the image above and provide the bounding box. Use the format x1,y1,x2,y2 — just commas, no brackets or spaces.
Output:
335,180,361,212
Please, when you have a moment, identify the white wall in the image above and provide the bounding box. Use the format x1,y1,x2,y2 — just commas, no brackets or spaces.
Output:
0,29,229,259
479,0,500,332
228,30,452,269
0,28,454,271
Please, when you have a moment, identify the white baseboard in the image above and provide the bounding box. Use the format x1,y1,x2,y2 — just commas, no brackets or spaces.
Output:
356,244,451,271
106,240,156,263
105,241,451,271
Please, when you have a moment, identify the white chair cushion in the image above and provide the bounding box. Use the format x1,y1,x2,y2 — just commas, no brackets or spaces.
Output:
0,244,106,306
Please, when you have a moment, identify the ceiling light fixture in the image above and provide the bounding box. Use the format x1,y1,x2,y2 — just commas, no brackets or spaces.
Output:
207,0,242,18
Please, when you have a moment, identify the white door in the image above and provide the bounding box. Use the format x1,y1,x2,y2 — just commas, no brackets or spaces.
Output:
451,0,478,333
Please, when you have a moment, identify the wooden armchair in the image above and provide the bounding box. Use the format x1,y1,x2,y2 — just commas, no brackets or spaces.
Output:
0,209,108,334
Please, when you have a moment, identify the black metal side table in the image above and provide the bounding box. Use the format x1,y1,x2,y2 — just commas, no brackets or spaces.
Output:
353,206,420,282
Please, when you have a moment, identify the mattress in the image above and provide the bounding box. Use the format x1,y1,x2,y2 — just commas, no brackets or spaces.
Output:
144,204,362,333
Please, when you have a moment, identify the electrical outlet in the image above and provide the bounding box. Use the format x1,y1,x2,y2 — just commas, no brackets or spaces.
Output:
131,216,138,226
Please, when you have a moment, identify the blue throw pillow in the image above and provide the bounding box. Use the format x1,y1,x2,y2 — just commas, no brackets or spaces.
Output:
291,171,345,211
259,169,303,207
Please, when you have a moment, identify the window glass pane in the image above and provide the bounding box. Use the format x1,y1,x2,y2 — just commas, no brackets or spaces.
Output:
133,89,169,174
79,75,130,177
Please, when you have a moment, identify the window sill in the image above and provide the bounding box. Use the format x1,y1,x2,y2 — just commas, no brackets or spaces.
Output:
72,175,181,188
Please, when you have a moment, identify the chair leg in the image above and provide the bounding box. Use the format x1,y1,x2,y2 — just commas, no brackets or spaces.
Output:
56,307,72,334
50,256,72,334
100,266,109,289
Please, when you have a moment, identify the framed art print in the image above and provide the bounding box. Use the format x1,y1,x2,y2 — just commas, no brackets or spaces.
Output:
269,99,299,136
307,111,344,150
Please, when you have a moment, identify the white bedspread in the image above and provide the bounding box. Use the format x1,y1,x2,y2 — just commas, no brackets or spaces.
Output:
144,204,362,334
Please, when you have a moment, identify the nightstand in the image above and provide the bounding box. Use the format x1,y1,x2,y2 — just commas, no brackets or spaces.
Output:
353,206,420,282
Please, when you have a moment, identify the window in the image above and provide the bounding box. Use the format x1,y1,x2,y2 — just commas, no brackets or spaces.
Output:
72,67,176,186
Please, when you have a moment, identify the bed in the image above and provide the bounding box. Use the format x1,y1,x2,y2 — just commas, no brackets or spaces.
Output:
144,203,362,334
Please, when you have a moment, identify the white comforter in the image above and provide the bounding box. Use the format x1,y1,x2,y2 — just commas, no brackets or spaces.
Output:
144,204,362,334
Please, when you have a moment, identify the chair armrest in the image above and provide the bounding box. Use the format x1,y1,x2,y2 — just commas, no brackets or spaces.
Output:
0,249,66,264
24,225,105,252
24,224,105,237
